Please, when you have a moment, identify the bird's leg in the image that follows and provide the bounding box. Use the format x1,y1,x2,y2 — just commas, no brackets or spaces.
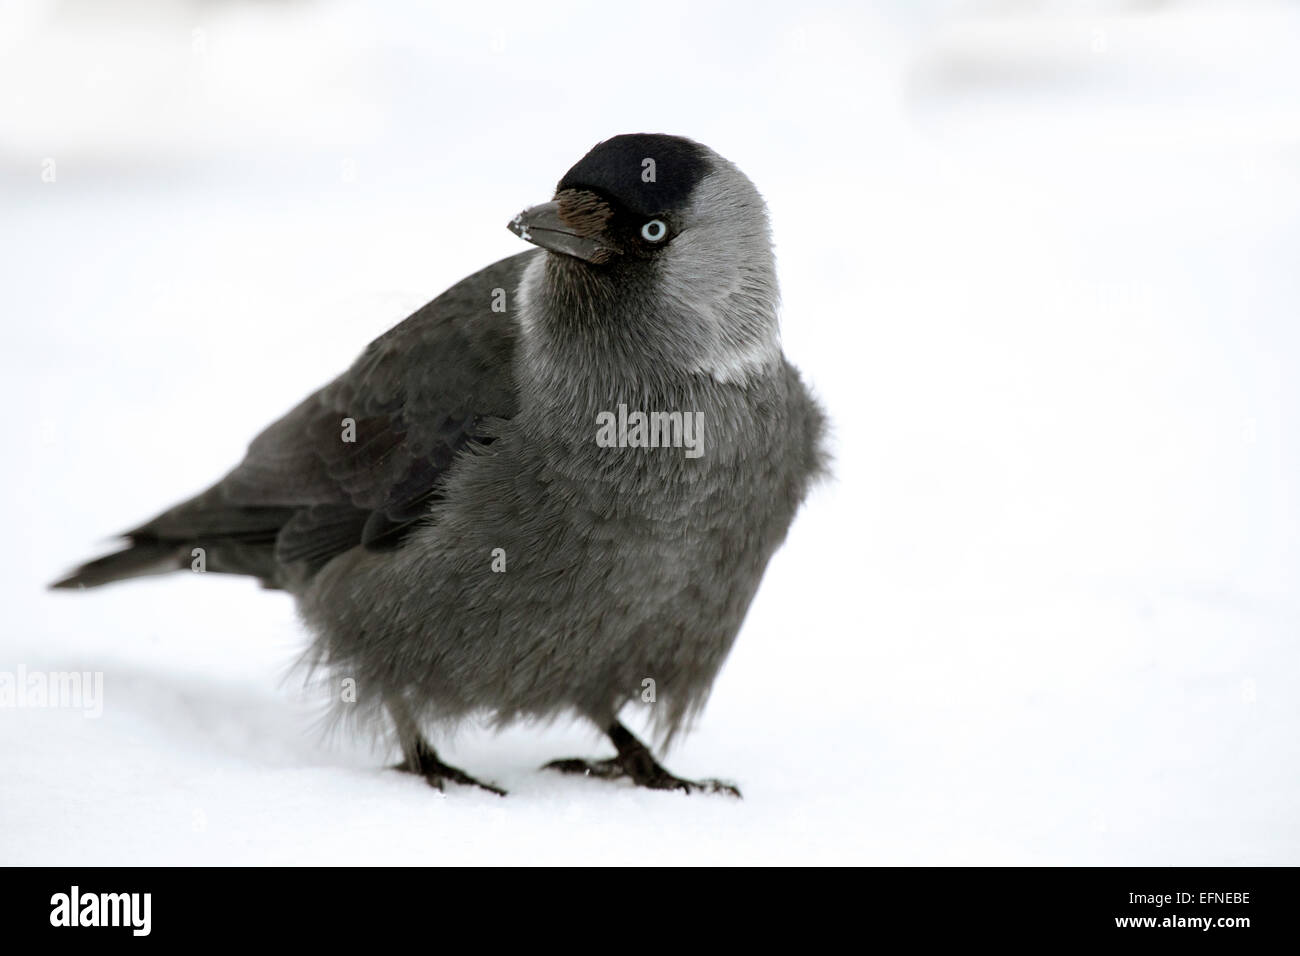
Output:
396,736,507,796
543,720,741,797
387,703,506,796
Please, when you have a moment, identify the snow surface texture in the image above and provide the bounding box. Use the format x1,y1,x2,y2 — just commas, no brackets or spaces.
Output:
2,0,1297,865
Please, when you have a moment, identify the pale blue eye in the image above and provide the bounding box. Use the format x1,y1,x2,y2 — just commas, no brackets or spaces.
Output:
641,219,668,242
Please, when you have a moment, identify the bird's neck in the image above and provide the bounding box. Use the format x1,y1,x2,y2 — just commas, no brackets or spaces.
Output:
512,252,781,413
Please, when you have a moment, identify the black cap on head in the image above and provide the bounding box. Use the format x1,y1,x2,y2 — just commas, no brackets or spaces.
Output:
556,133,711,217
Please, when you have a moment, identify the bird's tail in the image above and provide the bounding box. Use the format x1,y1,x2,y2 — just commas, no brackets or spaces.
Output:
49,540,187,590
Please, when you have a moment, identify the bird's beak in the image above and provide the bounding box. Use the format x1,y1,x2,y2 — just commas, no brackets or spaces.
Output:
507,199,621,264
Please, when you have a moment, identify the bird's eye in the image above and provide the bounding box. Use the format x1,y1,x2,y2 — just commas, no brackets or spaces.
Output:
640,219,668,243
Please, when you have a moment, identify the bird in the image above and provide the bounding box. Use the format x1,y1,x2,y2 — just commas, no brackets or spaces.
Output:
52,133,827,797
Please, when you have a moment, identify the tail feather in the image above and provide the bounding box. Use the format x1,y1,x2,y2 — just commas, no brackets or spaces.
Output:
49,541,186,590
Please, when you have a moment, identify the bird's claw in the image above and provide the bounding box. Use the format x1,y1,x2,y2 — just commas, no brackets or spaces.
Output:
391,759,507,796
542,755,741,797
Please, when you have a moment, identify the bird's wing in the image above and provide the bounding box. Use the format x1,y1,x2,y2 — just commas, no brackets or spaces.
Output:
126,251,532,585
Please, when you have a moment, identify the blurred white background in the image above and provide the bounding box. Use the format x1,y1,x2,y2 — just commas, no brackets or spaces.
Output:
2,0,1297,864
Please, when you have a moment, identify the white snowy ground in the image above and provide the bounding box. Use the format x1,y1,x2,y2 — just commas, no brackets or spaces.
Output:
2,0,1298,865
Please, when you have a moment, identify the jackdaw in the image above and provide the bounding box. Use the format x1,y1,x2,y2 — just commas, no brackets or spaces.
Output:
53,133,827,797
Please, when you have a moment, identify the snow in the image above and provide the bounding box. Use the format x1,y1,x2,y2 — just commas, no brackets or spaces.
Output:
2,0,1298,865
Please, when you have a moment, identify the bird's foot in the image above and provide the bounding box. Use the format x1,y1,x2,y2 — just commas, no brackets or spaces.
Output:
544,755,740,796
543,722,741,797
393,739,506,796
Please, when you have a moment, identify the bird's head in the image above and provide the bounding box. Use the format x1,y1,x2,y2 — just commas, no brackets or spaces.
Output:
509,134,780,385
